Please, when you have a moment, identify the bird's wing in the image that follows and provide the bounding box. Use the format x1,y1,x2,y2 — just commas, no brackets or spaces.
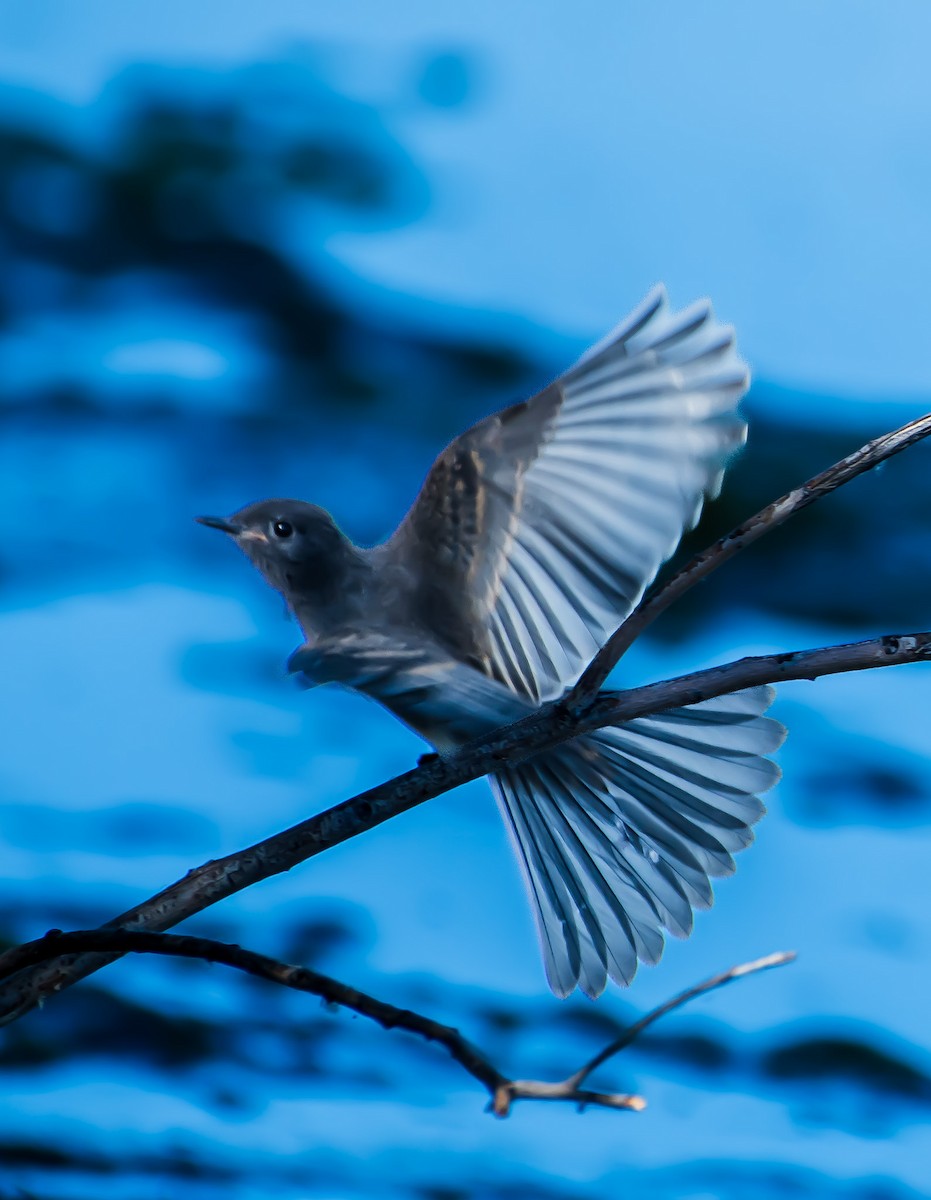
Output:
386,286,749,702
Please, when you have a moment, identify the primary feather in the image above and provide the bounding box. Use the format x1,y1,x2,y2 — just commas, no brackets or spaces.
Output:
389,285,748,702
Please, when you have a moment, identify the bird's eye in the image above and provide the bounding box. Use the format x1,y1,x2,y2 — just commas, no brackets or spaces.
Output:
272,519,294,539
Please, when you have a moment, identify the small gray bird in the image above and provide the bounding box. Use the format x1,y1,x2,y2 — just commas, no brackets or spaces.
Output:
198,286,785,998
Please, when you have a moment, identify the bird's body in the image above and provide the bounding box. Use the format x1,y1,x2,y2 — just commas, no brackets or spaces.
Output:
199,287,785,998
224,502,537,748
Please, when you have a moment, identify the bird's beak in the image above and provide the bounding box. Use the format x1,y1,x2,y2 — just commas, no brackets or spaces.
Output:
196,515,243,535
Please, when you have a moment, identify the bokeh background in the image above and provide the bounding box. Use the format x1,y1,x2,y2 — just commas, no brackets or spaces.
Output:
2,3,931,1197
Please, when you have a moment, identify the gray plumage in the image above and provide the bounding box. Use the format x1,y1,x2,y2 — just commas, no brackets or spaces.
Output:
198,285,785,998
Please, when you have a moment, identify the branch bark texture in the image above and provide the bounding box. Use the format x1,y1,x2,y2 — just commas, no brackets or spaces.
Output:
0,928,794,1116
571,409,931,702
0,631,927,1023
1,413,930,1023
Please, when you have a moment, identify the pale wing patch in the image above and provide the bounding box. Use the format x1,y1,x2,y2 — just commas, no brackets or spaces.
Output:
478,287,749,700
387,286,749,703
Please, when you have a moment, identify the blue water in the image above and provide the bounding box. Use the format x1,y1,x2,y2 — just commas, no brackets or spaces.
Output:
2,34,931,1200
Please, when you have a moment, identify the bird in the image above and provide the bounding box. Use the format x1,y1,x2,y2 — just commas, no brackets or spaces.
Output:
197,285,785,999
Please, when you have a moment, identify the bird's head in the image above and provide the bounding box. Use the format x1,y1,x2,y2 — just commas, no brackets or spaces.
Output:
196,499,349,609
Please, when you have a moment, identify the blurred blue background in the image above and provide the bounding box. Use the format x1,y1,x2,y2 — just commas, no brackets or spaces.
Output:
2,3,931,1197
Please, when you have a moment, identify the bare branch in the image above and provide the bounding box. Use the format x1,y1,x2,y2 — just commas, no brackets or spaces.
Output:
575,631,931,739
0,630,928,1024
1,928,505,1103
565,950,796,1091
6,417,927,1021
0,928,794,1117
569,411,931,706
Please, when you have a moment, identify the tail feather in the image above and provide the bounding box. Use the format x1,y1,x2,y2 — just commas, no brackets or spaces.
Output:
597,748,752,870
502,772,588,994
515,767,646,997
490,685,785,998
535,762,664,971
546,752,687,942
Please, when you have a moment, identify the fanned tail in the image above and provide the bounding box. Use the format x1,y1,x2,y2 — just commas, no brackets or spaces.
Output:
489,686,785,998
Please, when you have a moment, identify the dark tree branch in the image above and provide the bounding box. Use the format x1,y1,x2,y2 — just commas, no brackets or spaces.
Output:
2,415,930,1025
0,630,927,1024
569,410,931,705
0,928,794,1116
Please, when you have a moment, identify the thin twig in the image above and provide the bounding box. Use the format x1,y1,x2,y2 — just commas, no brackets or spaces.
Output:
0,630,929,1024
0,928,794,1116
565,950,795,1091
569,411,931,706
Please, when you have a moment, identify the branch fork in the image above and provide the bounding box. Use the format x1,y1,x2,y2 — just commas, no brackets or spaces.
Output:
0,412,929,1110
0,928,794,1115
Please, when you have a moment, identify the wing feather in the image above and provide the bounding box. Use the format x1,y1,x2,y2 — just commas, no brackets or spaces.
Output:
387,285,749,700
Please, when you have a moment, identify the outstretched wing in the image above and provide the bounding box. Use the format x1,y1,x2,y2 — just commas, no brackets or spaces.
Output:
386,286,749,702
